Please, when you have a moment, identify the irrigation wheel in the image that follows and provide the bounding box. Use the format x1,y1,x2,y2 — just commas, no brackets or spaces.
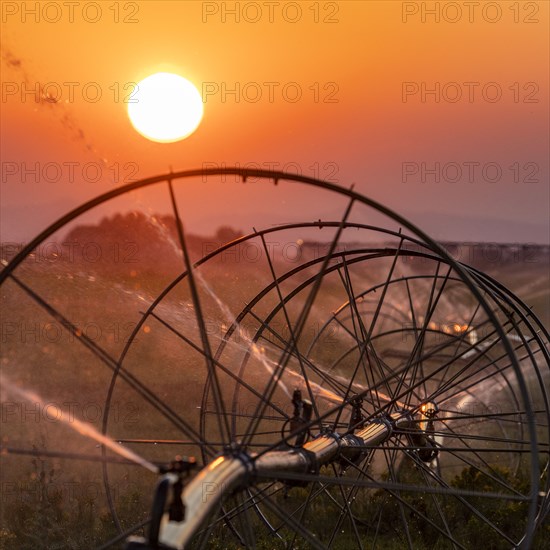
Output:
1,169,548,549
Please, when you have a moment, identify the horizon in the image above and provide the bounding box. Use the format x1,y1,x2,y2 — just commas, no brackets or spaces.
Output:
2,1,549,245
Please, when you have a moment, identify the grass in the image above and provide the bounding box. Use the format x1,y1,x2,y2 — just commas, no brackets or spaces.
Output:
1,238,548,548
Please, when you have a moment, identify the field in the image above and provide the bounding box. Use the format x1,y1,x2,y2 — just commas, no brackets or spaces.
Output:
1,218,549,549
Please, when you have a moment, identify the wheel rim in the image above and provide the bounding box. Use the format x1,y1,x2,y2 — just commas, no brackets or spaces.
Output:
1,168,547,549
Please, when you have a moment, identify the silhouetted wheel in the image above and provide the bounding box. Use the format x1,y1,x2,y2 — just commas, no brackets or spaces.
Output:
1,169,548,549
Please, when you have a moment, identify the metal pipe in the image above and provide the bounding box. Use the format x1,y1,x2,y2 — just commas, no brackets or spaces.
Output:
157,412,412,549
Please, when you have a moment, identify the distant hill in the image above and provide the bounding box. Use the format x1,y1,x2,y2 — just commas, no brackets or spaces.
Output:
1,211,547,277
0,212,242,274
62,211,243,272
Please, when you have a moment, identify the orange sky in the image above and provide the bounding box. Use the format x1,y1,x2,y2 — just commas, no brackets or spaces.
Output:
1,0,548,242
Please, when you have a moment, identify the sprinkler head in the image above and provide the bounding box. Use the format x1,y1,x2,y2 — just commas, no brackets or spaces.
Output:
420,401,439,418
158,455,197,475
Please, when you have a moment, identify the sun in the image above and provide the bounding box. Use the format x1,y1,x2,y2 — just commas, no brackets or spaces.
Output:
128,72,203,143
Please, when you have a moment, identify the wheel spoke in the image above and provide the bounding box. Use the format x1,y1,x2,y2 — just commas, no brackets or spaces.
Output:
2,168,546,549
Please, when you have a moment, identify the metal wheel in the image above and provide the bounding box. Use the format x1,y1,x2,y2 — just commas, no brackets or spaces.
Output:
1,169,548,549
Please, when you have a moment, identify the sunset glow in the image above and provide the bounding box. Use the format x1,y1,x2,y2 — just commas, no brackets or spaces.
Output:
127,72,203,142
